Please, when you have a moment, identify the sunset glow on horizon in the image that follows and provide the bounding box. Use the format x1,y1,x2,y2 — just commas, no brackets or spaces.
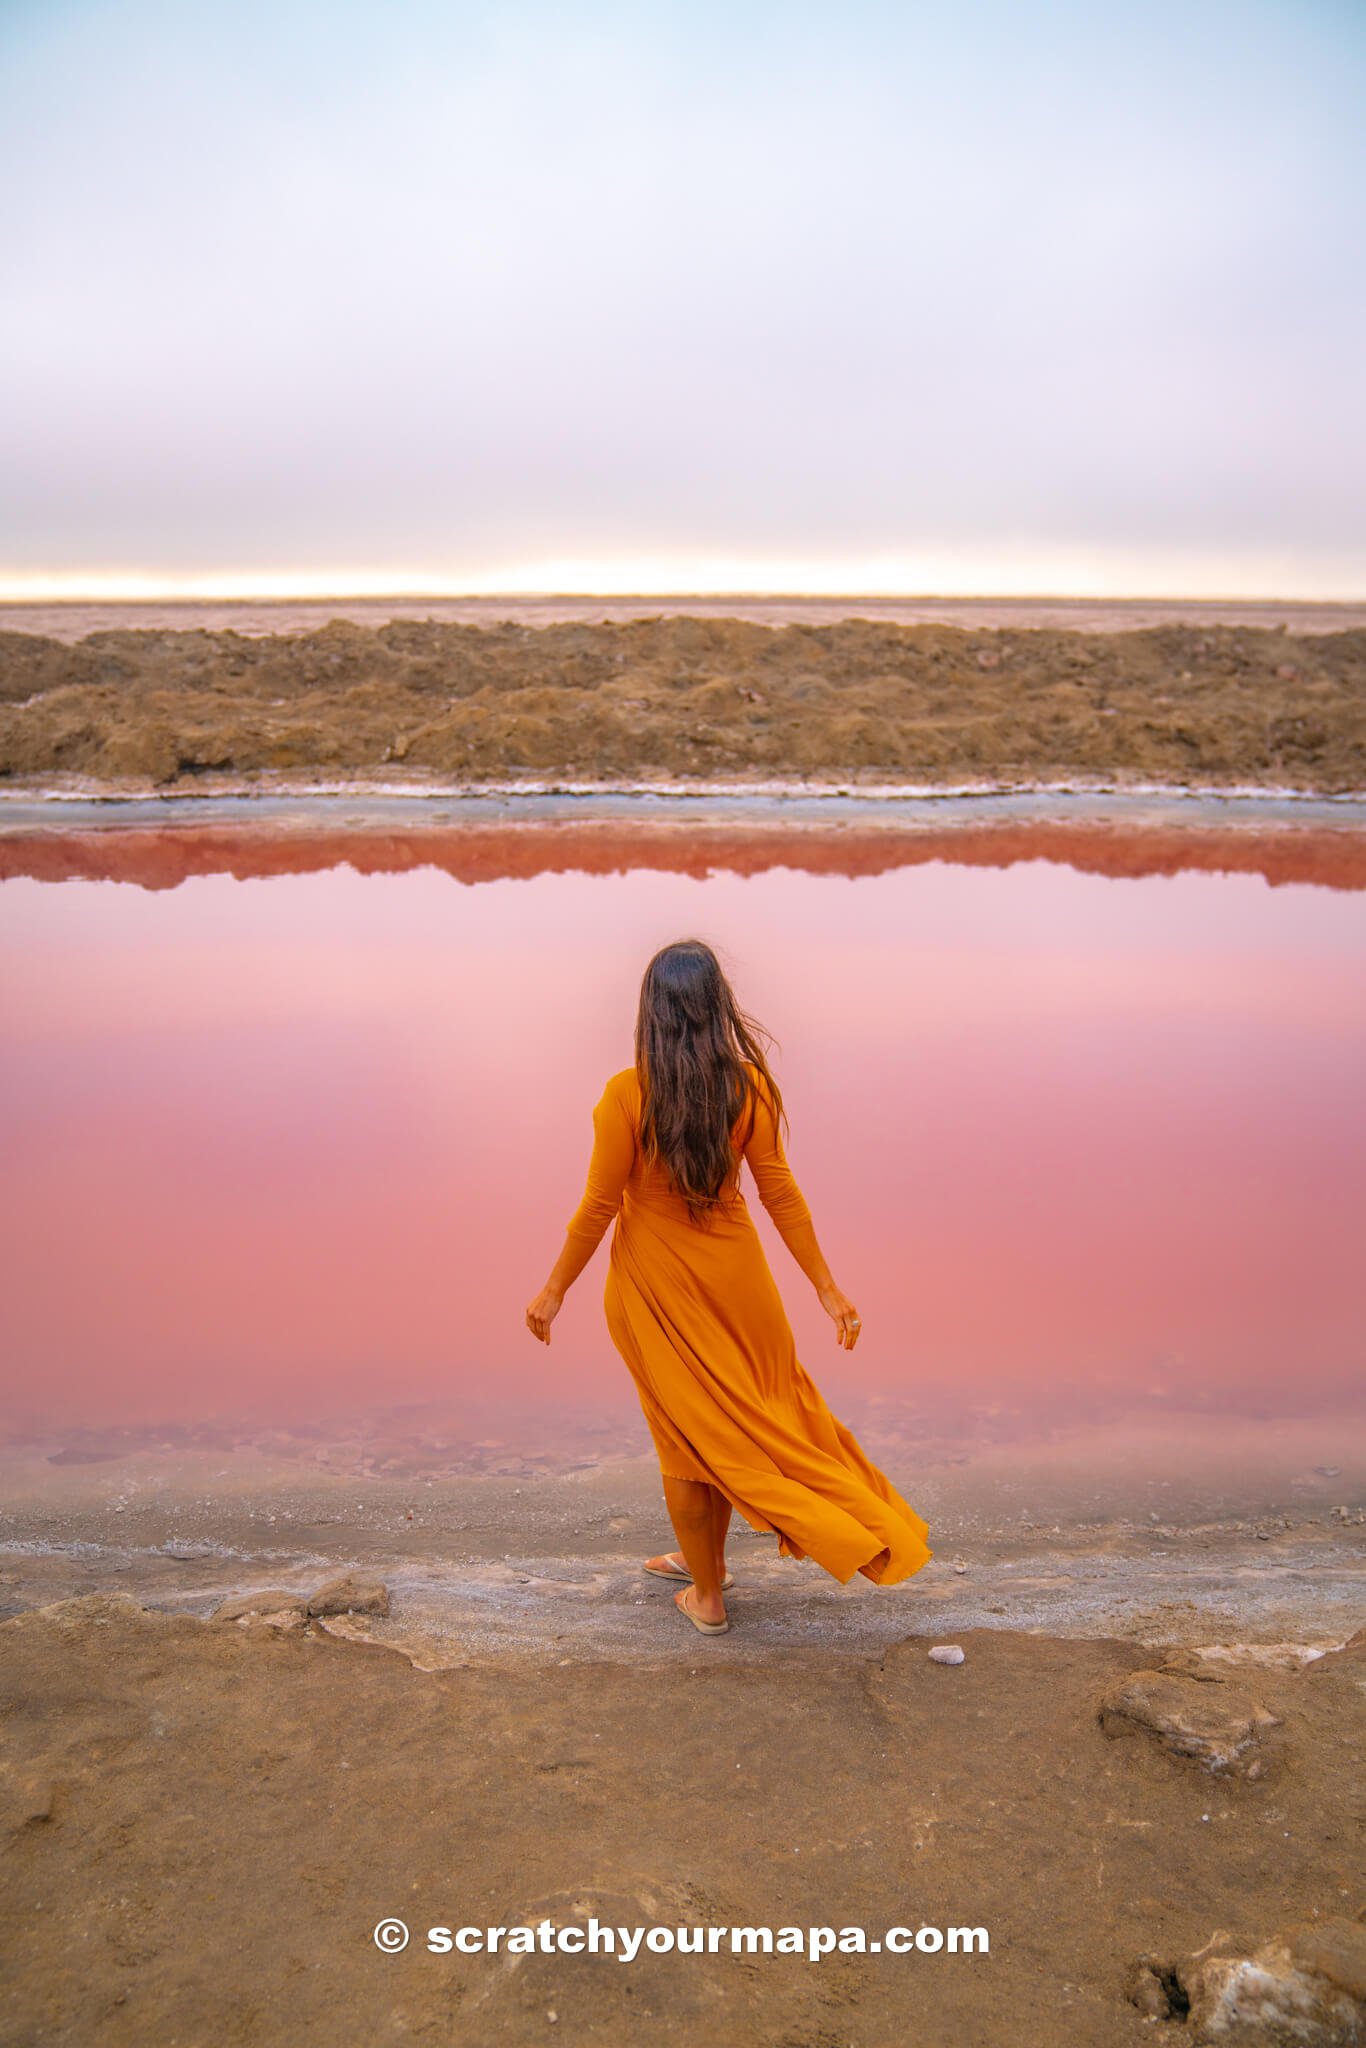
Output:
3,545,1364,607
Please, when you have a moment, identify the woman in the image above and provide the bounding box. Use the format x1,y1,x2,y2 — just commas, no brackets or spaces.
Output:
525,938,932,1636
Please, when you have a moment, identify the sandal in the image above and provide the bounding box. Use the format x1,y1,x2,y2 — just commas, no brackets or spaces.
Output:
643,1551,734,1591
675,1585,730,1635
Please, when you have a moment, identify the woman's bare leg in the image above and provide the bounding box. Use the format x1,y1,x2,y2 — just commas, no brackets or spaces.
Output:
661,1477,726,1624
708,1490,733,1579
646,1485,732,1585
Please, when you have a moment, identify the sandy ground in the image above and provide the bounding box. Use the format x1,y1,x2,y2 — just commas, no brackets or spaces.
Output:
1,608,1363,798
1,1418,1363,2046
1,1593,1360,2048
0,1599,1360,2048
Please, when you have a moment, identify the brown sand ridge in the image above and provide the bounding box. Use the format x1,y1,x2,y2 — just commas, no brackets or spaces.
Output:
1,614,1364,793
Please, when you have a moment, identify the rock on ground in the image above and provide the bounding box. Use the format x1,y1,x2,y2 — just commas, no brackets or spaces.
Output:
1178,1919,1366,2045
304,1573,390,1617
1097,1668,1281,1774
213,1590,309,1623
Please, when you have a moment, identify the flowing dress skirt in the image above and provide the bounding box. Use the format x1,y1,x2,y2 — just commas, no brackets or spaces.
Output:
603,1189,932,1586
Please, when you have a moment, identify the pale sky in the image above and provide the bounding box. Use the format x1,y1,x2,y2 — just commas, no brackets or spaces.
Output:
2,0,1363,599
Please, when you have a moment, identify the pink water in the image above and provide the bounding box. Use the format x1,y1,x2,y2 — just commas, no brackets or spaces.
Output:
2,823,1363,1447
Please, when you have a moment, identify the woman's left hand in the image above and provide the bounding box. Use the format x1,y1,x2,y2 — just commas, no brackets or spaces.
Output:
817,1281,862,1349
525,1285,564,1344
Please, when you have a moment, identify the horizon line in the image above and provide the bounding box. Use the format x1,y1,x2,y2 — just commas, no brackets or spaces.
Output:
3,588,1365,607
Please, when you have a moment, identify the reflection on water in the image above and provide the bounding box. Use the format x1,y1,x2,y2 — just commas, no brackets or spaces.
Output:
1,815,1363,1462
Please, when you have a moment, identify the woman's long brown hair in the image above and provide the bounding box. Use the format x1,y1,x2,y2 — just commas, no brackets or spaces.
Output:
634,938,788,1225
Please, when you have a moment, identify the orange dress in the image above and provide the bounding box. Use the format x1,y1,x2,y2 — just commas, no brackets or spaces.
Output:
564,1063,932,1587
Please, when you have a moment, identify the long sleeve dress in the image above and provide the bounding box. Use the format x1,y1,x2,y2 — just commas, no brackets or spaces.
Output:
563,1062,932,1587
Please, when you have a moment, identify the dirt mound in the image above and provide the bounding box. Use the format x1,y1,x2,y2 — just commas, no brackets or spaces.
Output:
1,616,1362,792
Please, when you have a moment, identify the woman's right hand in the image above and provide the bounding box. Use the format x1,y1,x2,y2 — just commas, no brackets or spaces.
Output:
817,1281,862,1349
525,1285,564,1345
